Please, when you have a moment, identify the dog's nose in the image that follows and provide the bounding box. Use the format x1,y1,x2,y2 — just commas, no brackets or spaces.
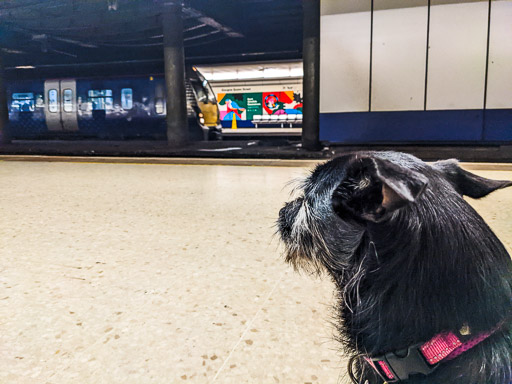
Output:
278,198,304,237
279,204,289,220
279,198,302,221
278,202,295,241
278,203,292,232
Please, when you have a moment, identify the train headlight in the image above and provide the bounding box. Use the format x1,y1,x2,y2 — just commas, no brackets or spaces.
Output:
200,117,205,124
199,112,204,118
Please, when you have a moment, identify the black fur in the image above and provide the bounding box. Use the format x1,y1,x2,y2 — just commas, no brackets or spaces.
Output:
278,151,512,384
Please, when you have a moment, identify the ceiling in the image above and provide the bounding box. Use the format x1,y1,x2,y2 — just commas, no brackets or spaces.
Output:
0,0,303,77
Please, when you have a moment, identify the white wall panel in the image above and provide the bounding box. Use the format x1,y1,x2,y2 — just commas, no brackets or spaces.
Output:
486,0,512,109
427,1,488,110
372,4,428,111
321,0,369,15
320,11,371,113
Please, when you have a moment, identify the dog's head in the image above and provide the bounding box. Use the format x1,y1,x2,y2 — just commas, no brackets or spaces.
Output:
278,151,512,274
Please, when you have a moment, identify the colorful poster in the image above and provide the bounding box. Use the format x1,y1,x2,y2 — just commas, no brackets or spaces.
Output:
262,91,302,115
245,93,262,121
217,93,247,122
217,89,303,128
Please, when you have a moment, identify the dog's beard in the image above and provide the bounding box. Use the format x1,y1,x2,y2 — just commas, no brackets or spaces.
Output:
278,197,331,275
278,196,367,282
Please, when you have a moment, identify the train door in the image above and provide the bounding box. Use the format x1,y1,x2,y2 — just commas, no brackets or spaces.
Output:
44,79,79,131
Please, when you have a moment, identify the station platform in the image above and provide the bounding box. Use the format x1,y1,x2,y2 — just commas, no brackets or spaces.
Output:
0,139,511,163
1,159,511,383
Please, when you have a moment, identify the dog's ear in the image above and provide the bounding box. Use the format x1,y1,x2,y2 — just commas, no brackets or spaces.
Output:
332,157,428,222
433,159,512,198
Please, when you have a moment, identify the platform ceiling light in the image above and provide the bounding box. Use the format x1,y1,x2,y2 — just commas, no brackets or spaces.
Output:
108,0,118,11
237,70,261,80
200,62,303,82
263,68,291,78
290,67,304,77
210,72,238,81
15,66,36,69
2,48,26,55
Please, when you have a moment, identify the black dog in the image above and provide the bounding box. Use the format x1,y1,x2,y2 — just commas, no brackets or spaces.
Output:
278,151,511,384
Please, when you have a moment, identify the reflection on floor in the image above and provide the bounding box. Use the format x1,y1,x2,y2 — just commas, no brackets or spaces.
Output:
1,160,510,383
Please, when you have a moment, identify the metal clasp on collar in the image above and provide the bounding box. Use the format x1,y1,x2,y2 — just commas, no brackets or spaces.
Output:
369,344,438,383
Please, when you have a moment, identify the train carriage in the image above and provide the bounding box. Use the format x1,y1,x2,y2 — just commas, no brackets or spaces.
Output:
7,67,220,140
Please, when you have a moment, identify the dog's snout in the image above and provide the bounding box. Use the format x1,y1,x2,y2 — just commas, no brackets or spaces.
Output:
278,204,289,221
278,198,304,239
280,198,303,219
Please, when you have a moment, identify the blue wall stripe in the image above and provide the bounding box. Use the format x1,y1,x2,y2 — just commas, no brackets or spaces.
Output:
483,109,512,141
320,109,512,143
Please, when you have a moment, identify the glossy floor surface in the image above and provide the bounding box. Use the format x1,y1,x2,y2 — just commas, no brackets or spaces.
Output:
1,160,511,383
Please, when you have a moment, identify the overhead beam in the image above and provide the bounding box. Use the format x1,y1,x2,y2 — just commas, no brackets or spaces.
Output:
183,7,244,38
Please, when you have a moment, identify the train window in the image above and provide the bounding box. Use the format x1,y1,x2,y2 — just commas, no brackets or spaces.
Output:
48,89,59,113
155,98,165,114
88,89,113,110
121,88,133,110
63,89,73,112
35,94,44,107
202,80,217,103
11,93,35,112
191,80,207,103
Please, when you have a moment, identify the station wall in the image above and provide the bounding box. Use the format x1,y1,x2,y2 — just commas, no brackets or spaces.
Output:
320,0,512,143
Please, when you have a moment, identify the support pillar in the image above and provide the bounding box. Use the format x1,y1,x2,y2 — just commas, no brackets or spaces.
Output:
163,3,188,146
302,0,321,150
0,54,10,144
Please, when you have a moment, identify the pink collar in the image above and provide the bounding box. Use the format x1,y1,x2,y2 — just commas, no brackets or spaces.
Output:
363,322,504,382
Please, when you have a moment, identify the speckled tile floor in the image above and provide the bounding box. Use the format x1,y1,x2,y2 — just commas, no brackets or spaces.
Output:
0,160,511,384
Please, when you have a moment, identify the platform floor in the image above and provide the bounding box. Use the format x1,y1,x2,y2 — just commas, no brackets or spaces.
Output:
1,159,511,384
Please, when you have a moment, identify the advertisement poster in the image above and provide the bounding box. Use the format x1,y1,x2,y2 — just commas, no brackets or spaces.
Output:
216,85,303,128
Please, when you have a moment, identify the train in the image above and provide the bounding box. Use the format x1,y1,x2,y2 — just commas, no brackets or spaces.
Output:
6,67,221,140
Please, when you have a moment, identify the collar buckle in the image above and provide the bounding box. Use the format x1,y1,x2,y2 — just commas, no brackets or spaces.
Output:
369,343,438,382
